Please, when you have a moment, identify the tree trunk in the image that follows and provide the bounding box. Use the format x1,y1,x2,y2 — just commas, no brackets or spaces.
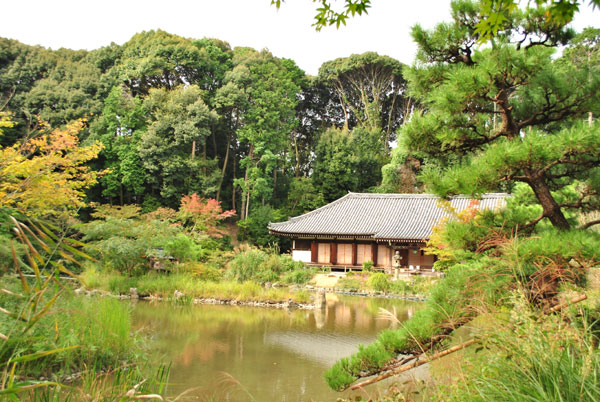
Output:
202,143,207,175
527,173,570,230
232,144,237,212
216,132,231,202
293,129,300,178
212,130,217,156
240,164,249,220
245,190,251,221
191,140,196,159
273,166,277,197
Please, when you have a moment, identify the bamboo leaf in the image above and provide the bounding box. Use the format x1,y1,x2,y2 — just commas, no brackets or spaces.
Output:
0,289,23,298
57,264,81,281
17,222,50,253
22,290,62,334
8,346,79,364
10,242,30,294
58,251,80,266
60,243,94,262
0,381,61,395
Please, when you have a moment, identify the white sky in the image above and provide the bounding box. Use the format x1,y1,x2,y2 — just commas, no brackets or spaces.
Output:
1,0,598,76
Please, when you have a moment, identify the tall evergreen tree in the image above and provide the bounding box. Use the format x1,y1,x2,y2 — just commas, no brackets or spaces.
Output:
402,0,600,230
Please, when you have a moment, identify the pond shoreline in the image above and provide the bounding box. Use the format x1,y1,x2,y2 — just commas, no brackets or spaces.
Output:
75,285,427,308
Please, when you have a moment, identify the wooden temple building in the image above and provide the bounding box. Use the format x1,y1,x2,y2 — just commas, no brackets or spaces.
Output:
269,193,507,273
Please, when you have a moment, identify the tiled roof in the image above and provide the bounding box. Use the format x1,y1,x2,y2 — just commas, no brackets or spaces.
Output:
268,192,508,240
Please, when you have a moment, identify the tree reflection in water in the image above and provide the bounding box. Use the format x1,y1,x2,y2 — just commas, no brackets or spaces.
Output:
132,295,422,401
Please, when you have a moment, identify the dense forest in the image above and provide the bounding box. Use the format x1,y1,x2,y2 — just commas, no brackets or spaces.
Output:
0,32,419,246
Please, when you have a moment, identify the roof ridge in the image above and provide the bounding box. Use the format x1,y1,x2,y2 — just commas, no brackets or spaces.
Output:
269,192,354,228
347,192,509,199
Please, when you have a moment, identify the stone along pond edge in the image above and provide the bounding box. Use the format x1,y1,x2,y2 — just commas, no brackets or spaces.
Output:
74,285,428,309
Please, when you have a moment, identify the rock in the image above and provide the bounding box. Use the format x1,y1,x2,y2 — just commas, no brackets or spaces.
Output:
173,289,184,299
129,288,139,299
264,282,272,289
272,282,282,288
74,287,85,295
314,288,327,309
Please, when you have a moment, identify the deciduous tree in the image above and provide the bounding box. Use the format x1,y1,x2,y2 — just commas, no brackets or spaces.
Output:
0,119,103,217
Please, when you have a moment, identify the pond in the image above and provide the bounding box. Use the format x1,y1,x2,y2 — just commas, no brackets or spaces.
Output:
132,294,423,401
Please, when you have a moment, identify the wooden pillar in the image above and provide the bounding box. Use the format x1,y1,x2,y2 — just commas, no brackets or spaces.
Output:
372,243,378,266
311,241,317,263
352,243,357,266
330,242,337,265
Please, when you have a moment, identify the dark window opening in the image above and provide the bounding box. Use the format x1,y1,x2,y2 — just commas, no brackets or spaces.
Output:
295,240,311,250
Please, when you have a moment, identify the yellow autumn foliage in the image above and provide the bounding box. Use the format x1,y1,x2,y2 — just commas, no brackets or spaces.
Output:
0,118,103,217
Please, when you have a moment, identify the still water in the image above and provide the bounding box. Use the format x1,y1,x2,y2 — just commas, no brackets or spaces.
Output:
132,294,422,401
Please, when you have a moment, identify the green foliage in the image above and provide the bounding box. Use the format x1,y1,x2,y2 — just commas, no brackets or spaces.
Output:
88,85,148,201
438,310,600,401
81,215,182,274
139,85,220,206
225,248,308,284
0,217,164,400
317,52,408,136
0,283,140,376
389,279,410,295
274,0,594,42
362,260,374,272
404,1,600,230
281,266,315,284
337,277,363,292
181,262,223,282
313,127,389,201
165,233,207,262
226,48,301,219
93,269,308,303
238,205,289,248
226,248,270,283
286,177,326,216
367,273,390,293
379,142,422,193
325,207,600,390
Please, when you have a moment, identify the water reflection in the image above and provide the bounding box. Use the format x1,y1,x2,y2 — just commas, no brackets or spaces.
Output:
132,294,421,401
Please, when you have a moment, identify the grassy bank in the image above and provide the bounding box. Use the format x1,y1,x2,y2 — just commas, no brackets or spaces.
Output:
82,268,312,304
334,271,438,296
0,279,137,378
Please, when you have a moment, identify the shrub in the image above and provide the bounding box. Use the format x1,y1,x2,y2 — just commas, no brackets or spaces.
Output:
282,267,315,284
293,290,311,304
226,249,306,284
337,277,362,292
182,262,222,281
165,233,207,262
368,273,390,293
389,279,410,295
226,248,269,282
81,217,181,275
362,260,374,272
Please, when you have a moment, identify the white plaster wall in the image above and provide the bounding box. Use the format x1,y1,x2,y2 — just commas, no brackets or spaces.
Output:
292,250,312,263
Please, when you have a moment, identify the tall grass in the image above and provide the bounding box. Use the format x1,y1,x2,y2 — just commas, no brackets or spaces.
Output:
86,269,312,304
0,282,136,377
0,217,167,400
21,364,170,401
438,306,600,402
